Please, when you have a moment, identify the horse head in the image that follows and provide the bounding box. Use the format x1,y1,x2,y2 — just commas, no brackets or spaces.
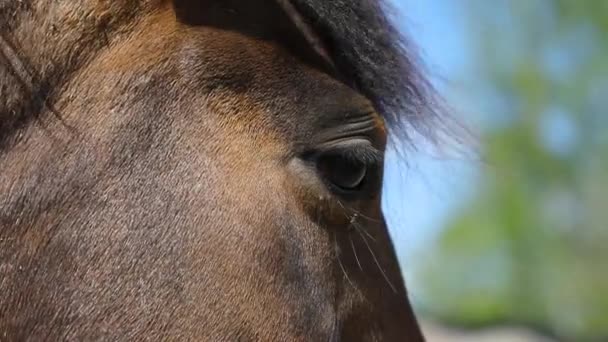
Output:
0,1,442,340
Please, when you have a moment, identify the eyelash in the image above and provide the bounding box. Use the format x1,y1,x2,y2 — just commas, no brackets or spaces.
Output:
302,143,383,166
331,144,383,166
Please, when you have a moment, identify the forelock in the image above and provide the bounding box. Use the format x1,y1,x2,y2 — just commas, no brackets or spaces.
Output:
286,0,452,148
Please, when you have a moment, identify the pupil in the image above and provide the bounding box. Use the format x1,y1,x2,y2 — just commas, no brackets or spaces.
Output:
318,153,366,190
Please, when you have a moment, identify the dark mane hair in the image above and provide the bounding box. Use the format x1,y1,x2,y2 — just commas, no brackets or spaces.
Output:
289,0,448,147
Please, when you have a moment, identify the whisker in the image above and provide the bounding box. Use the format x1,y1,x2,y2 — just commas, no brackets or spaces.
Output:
349,234,363,271
352,220,377,243
353,211,382,223
370,330,381,342
336,200,382,223
334,232,355,290
337,198,378,243
358,230,397,293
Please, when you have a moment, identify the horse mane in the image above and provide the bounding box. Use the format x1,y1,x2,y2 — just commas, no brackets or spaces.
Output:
286,0,449,147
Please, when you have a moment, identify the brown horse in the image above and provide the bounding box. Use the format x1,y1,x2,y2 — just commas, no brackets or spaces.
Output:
0,0,443,340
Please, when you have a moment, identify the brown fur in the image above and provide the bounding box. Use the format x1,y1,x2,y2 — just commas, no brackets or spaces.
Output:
1,1,427,340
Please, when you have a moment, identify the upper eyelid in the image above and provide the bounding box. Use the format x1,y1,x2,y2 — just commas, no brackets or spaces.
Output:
304,140,383,165
316,117,378,143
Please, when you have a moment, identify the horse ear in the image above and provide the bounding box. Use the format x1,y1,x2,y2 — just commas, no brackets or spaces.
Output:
171,0,336,75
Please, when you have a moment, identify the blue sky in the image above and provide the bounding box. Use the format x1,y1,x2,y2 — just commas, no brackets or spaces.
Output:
382,1,592,272
382,0,476,273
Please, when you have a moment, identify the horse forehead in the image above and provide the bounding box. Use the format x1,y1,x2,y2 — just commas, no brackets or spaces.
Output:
180,29,375,129
4,1,376,137
88,15,371,135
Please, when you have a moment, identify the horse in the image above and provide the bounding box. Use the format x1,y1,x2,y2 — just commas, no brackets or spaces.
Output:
0,0,444,340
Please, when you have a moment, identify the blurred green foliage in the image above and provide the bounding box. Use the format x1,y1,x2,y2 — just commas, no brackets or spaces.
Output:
416,1,608,340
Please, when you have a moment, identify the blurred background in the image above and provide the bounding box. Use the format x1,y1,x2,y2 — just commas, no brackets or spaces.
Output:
382,0,608,341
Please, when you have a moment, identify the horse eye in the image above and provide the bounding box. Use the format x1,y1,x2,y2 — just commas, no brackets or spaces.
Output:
317,152,368,192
